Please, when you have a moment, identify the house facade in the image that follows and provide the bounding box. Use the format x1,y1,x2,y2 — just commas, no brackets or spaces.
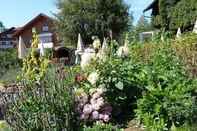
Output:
0,27,18,49
13,13,59,49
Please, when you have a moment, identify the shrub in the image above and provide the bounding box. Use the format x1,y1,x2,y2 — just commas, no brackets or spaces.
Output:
135,47,197,130
95,55,147,124
6,66,76,131
0,49,21,77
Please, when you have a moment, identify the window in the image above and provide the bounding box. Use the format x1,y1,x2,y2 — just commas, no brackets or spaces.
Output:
40,36,52,43
0,41,6,45
42,25,49,32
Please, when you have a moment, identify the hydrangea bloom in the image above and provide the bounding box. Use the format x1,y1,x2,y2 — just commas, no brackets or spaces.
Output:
81,52,95,70
93,38,101,49
83,104,93,115
75,88,112,123
92,111,99,120
87,72,99,85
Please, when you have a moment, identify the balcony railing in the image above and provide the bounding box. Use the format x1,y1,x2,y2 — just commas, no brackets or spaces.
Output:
0,44,14,49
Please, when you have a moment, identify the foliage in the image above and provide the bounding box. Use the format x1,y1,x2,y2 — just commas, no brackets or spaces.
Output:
0,49,21,82
130,33,197,77
129,16,153,42
0,121,12,131
152,0,180,29
20,31,49,83
169,0,197,31
135,47,197,130
152,0,197,32
93,53,146,124
82,122,122,131
56,0,131,45
6,66,76,131
44,48,53,59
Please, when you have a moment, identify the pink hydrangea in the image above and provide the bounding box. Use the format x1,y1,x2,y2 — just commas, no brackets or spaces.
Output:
92,111,99,120
83,104,93,115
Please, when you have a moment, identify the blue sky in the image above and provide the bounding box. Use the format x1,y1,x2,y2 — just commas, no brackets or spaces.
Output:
0,0,152,28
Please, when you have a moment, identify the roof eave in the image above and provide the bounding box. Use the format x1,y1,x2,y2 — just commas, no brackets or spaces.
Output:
143,0,158,13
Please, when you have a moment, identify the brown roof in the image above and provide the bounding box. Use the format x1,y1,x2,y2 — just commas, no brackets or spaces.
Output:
0,27,16,35
13,13,54,37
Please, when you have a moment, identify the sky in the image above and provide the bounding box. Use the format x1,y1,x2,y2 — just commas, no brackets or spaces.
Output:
0,0,153,28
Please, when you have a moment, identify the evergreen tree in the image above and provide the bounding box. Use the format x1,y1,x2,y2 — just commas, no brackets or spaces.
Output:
56,0,132,45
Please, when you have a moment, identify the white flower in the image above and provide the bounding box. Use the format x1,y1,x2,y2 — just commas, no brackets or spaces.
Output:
96,97,104,107
80,52,95,70
87,72,99,85
117,46,124,57
96,49,107,60
117,45,129,58
96,88,104,96
117,36,129,57
92,103,101,111
83,104,93,115
93,38,101,49
89,88,96,95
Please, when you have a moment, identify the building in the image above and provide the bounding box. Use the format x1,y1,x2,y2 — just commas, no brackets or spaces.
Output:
143,0,159,16
0,27,18,49
13,13,58,49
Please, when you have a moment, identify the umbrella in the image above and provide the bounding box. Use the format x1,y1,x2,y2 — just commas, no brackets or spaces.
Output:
40,42,45,56
18,36,27,59
176,28,181,38
77,33,84,51
193,19,197,33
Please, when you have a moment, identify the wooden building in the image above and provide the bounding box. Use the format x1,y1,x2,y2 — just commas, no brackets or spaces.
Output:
13,13,58,49
0,27,19,49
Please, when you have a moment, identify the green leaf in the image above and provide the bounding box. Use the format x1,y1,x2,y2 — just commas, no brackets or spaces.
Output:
115,81,124,90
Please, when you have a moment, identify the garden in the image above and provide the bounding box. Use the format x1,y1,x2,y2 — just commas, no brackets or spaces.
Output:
0,0,197,131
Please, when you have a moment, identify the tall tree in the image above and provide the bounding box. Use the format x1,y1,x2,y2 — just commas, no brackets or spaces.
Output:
151,0,181,30
169,0,197,31
56,0,132,45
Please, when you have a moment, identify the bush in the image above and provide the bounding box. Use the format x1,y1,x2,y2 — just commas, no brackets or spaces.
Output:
135,47,197,130
6,66,76,131
0,49,21,77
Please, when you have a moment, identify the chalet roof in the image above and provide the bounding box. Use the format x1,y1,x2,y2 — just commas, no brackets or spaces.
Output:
143,0,158,13
13,13,54,37
0,27,18,36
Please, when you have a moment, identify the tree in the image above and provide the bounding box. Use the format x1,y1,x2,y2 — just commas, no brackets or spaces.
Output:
0,21,5,33
56,0,132,45
169,0,197,31
136,16,152,32
152,0,181,30
129,16,152,42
